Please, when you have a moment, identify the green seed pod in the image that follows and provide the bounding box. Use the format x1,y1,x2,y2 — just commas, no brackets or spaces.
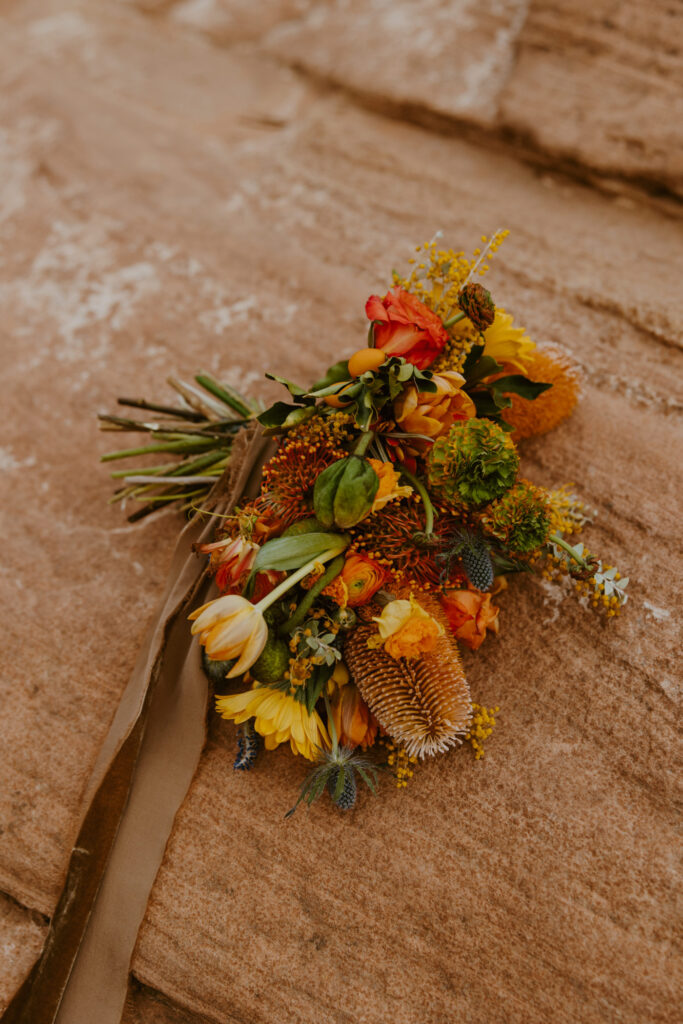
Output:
331,606,358,631
251,631,291,684
282,517,325,537
201,648,235,685
313,456,379,529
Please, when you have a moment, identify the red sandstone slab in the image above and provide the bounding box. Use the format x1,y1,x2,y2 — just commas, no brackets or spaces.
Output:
0,1,681,1020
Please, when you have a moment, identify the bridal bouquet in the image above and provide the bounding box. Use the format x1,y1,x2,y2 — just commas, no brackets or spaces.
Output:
102,231,628,813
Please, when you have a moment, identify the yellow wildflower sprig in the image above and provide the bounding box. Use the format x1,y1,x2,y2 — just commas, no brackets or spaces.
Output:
384,740,418,788
466,704,500,759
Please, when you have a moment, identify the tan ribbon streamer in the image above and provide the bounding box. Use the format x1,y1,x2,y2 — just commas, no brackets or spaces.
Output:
4,425,274,1024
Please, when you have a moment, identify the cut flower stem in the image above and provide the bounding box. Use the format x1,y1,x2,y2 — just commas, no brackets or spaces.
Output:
399,468,435,537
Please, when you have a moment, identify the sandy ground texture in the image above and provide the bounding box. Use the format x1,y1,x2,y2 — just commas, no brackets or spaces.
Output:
1,0,682,1021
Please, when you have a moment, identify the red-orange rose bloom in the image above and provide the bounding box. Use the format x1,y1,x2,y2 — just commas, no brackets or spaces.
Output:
440,588,500,651
365,288,449,370
341,552,388,607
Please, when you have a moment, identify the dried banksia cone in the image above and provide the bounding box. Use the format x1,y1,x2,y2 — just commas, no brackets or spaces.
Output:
343,600,472,759
502,343,581,440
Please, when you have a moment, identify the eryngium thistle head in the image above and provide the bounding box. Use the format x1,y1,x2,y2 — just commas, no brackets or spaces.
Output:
343,597,472,759
482,480,552,554
457,283,496,331
426,419,519,507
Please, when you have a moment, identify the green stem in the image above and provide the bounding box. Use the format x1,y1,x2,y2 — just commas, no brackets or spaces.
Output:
278,555,345,636
324,691,339,754
549,533,590,569
399,468,435,536
195,373,254,419
255,545,348,614
443,311,466,328
353,430,375,457
101,438,216,461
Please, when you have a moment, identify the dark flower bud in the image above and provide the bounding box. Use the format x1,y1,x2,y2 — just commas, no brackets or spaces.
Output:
457,283,496,332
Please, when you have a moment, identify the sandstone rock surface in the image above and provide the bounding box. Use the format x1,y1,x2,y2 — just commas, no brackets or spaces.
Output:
0,1,681,1022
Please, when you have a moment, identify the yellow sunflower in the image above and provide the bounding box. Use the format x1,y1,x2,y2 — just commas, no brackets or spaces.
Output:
482,309,536,371
216,685,329,760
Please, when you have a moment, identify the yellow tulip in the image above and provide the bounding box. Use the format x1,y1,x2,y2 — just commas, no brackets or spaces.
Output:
189,594,268,677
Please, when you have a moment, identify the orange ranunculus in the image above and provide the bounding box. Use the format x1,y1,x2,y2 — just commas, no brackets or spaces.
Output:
393,370,476,453
367,458,413,512
341,552,388,607
440,588,500,651
329,682,378,749
365,288,449,370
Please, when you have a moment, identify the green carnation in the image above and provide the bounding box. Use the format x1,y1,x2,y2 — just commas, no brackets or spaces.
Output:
426,419,519,507
482,480,551,554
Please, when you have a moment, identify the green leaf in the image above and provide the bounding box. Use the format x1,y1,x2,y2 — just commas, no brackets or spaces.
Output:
462,344,484,376
257,402,316,435
490,375,553,401
310,361,351,391
252,532,349,573
264,372,312,402
334,767,346,800
356,766,378,794
465,355,503,384
304,664,333,714
471,391,511,418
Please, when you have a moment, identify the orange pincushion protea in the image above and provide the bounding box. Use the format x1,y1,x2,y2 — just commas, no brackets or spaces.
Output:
500,343,581,440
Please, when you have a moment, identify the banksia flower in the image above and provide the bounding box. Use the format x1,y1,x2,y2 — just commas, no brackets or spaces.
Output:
344,598,472,759
458,283,496,331
501,343,581,440
426,419,519,508
482,480,552,554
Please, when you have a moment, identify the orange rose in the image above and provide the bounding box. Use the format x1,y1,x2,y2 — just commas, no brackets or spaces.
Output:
365,288,449,369
329,682,378,749
341,552,388,607
440,588,500,651
373,596,444,660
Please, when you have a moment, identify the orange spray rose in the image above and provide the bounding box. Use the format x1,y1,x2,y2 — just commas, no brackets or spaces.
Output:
440,588,500,651
365,288,449,369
